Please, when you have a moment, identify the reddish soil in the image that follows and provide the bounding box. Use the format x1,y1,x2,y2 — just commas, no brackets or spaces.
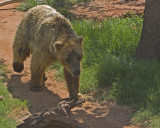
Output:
71,0,145,20
0,1,145,128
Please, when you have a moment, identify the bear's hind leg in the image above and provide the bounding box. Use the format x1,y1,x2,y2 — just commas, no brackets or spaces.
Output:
43,73,47,81
29,51,50,91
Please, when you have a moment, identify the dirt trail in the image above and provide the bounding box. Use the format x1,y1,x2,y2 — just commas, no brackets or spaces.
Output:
0,1,143,128
71,0,145,20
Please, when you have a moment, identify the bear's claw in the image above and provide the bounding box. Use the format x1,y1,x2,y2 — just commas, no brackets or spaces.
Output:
30,86,42,92
29,81,43,92
43,75,47,81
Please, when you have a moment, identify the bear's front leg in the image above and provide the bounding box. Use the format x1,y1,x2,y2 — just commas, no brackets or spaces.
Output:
64,69,80,100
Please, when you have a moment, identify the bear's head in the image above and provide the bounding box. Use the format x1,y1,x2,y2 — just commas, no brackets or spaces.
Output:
54,36,83,77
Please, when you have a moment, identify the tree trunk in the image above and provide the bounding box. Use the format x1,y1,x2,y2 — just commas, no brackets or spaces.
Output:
135,0,160,60
17,99,90,128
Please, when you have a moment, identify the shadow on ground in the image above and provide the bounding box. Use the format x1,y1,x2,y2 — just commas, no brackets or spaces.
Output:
70,102,135,128
3,60,135,128
5,67,135,128
7,74,61,114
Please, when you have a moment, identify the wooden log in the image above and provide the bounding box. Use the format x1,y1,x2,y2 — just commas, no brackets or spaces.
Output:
17,99,90,128
0,0,24,7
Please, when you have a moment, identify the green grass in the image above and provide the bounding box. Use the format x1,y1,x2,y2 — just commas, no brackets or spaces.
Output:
0,64,28,128
72,16,143,91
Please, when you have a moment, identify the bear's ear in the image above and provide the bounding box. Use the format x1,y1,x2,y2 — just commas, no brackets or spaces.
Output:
77,36,83,44
54,41,63,51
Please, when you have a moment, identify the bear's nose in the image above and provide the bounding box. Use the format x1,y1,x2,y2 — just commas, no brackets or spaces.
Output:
73,69,80,76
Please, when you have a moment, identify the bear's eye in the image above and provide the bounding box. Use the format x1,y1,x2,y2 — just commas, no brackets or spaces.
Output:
77,55,82,61
65,57,71,63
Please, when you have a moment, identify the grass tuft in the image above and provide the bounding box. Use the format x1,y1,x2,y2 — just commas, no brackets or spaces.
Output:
0,64,28,128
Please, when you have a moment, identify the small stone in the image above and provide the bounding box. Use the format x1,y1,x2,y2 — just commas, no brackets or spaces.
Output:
0,95,3,100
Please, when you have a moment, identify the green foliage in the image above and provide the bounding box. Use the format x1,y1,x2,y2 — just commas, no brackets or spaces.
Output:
18,0,93,19
18,0,73,18
108,59,160,105
18,0,37,11
0,64,28,128
133,109,160,127
49,62,64,81
80,66,98,93
72,16,142,68
42,0,75,19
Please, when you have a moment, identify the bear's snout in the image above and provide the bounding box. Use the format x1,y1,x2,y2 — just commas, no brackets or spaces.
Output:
73,69,80,76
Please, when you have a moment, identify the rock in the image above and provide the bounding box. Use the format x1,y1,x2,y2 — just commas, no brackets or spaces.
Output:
0,95,3,100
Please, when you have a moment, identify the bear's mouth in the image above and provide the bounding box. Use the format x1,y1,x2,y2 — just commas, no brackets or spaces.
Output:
68,69,80,77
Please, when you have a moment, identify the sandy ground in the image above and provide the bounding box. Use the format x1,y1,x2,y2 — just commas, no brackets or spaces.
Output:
0,1,145,127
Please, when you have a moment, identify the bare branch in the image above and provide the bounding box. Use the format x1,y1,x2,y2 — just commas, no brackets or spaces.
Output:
17,99,90,128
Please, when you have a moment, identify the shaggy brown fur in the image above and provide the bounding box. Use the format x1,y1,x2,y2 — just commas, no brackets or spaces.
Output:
13,5,83,99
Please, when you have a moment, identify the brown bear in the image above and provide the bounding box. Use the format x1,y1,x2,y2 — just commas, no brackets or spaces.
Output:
12,5,83,100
